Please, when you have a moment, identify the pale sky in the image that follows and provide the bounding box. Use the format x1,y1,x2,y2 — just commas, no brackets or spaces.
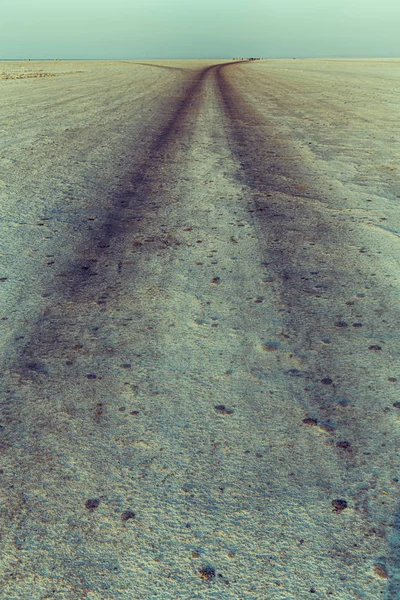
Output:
1,0,400,59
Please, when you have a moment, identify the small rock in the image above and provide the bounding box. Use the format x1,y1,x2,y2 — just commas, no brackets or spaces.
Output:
332,498,348,513
85,498,100,510
336,441,352,451
199,566,216,581
303,417,318,426
373,563,388,579
262,342,279,352
215,404,234,415
121,510,135,522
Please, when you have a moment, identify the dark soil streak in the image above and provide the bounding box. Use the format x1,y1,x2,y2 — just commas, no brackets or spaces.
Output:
1,65,240,545
57,64,218,301
7,64,231,382
216,63,353,419
217,63,400,596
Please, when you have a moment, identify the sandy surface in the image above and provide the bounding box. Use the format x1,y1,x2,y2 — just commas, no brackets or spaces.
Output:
0,59,400,598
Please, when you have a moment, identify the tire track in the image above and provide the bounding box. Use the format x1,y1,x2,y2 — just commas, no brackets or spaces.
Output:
6,64,222,379
217,61,395,448
1,61,247,598
1,60,398,598
1,63,226,457
216,61,362,444
216,62,366,454
216,61,400,597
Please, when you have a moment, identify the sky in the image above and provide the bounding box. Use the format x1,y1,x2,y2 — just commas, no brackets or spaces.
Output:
1,0,400,59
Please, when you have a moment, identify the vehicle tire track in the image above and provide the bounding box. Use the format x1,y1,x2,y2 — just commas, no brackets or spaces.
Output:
0,61,260,599
5,64,220,378
1,60,398,599
217,61,400,598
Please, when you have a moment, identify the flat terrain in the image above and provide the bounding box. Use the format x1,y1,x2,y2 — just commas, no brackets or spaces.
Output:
0,58,400,599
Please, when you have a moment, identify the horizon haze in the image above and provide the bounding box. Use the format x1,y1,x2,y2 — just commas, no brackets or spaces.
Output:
1,0,400,60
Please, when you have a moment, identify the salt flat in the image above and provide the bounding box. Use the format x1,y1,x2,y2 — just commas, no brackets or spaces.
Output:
0,59,400,599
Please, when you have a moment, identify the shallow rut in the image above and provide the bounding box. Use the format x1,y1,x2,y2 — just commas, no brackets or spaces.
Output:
0,61,398,599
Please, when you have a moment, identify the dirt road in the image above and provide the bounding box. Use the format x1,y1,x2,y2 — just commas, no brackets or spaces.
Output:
1,59,400,599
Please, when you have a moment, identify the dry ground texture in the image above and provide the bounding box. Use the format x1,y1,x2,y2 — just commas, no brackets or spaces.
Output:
0,58,400,599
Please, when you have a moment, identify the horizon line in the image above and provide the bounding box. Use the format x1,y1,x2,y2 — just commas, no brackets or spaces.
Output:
1,56,400,62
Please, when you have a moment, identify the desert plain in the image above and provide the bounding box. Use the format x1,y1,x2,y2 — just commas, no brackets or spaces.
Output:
0,58,400,599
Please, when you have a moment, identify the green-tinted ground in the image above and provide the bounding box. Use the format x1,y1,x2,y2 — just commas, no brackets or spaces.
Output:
0,59,400,599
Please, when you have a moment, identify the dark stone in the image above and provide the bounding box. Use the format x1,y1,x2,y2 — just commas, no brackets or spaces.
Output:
214,405,234,415
332,499,348,512
85,498,100,510
199,566,216,581
121,510,135,522
303,417,318,426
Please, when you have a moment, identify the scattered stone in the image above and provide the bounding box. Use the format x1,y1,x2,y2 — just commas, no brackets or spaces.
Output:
336,441,352,450
338,399,349,406
199,566,216,581
373,563,388,579
287,368,303,377
215,404,234,415
26,362,48,374
303,417,318,426
332,499,348,513
262,342,279,352
121,510,135,522
85,498,100,511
